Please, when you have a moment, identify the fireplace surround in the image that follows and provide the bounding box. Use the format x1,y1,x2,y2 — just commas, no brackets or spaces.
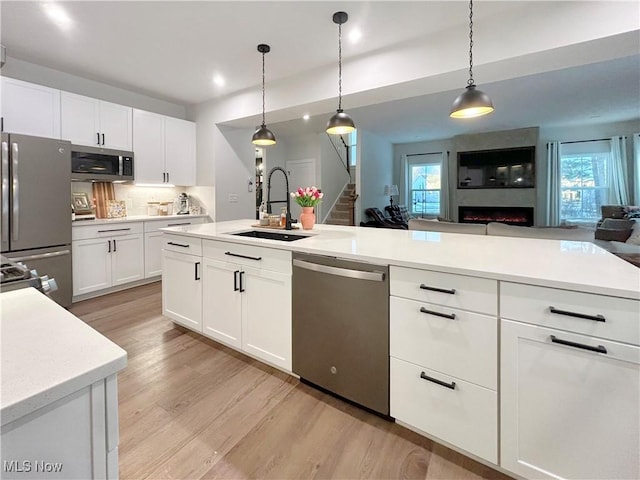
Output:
458,206,534,227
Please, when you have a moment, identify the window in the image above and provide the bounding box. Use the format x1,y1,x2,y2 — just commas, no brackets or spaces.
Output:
560,141,611,223
406,153,442,216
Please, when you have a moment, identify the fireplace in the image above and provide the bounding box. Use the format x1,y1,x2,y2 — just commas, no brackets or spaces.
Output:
458,206,534,226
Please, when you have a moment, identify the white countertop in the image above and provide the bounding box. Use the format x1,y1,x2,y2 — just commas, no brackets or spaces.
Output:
72,213,209,226
162,220,640,300
0,289,127,426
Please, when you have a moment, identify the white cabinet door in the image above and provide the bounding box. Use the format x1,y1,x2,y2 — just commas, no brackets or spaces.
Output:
61,92,100,146
1,77,61,139
201,258,242,348
242,266,292,370
61,92,131,149
164,116,196,186
111,234,144,286
162,250,202,331
144,231,164,278
99,101,132,150
72,238,111,296
132,109,164,184
501,320,640,480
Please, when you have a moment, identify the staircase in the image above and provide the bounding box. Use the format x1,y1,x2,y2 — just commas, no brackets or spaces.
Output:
324,184,358,226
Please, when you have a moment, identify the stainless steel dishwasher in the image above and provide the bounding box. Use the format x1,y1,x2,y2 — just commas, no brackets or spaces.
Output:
292,252,390,417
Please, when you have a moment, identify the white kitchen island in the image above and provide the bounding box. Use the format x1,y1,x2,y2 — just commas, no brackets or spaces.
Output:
1,288,127,479
161,220,640,480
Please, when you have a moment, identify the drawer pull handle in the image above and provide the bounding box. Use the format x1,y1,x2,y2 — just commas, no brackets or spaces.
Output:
98,228,131,233
233,270,240,291
168,222,191,226
225,251,262,261
549,306,605,322
419,306,456,320
239,271,246,292
419,284,456,295
167,242,189,248
420,372,456,390
194,262,200,281
550,335,607,354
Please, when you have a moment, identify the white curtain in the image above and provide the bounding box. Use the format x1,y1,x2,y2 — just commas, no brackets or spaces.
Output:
546,141,561,225
609,136,630,205
634,133,640,205
440,152,450,219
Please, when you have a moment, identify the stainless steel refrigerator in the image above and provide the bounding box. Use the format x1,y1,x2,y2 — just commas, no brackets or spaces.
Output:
1,133,72,307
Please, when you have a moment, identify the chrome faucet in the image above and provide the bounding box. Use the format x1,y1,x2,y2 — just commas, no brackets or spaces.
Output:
265,166,294,230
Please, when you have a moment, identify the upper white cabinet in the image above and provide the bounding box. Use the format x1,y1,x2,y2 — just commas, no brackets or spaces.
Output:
1,77,61,138
61,92,132,150
133,109,196,186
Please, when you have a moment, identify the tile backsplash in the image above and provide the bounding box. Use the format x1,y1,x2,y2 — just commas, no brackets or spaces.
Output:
71,183,214,217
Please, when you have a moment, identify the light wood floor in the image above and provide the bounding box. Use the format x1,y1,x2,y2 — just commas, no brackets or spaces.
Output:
69,282,511,480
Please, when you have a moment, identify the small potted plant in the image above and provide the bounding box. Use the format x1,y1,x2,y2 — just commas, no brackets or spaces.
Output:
291,187,323,230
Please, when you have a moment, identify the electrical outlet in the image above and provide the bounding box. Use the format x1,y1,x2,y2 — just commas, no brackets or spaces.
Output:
228,193,238,203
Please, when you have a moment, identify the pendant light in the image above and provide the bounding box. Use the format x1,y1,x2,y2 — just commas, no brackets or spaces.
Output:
450,0,494,119
326,11,356,135
252,44,276,146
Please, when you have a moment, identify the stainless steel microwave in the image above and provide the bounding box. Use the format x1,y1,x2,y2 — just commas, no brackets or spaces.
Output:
71,145,134,182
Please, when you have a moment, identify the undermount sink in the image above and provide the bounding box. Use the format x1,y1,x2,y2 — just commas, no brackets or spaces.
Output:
230,230,308,242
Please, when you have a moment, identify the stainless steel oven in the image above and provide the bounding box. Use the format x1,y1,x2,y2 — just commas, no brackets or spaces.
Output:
71,144,134,182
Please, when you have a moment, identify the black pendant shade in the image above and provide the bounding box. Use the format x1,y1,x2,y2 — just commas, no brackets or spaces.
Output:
326,109,356,135
252,43,276,146
252,124,276,146
450,0,494,119
450,84,494,119
326,11,355,135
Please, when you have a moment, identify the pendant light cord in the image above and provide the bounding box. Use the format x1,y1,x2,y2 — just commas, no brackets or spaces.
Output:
261,52,266,126
338,22,343,111
467,0,474,86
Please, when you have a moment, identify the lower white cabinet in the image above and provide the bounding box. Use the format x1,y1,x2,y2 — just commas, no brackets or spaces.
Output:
201,256,292,371
162,249,202,331
144,217,206,278
1,375,120,480
72,233,144,296
501,319,640,480
391,357,498,464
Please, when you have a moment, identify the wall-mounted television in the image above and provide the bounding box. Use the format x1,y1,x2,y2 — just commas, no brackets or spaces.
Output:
458,146,535,188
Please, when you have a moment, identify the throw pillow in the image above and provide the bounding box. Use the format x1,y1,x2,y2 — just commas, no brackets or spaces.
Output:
624,206,640,219
625,219,640,245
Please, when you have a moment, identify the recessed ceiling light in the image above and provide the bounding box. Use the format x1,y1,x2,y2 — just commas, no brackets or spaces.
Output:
42,3,73,30
349,28,362,43
303,114,310,121
213,74,225,87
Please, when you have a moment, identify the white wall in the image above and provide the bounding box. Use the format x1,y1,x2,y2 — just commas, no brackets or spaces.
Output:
3,57,187,118
212,125,255,222
359,130,393,220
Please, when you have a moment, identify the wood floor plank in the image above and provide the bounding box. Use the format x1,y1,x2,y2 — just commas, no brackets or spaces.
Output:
69,282,512,480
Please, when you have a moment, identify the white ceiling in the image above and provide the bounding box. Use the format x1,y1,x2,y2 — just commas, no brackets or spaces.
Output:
2,1,639,144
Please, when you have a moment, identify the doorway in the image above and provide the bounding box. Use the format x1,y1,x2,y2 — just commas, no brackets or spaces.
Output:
286,159,317,221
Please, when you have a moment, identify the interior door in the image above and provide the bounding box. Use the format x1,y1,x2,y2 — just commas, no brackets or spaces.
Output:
286,159,316,221
10,134,71,251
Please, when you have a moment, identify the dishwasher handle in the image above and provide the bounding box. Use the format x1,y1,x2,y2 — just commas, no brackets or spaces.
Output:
293,258,385,282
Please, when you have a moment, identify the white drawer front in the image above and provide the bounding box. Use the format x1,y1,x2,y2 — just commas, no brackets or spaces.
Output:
163,234,202,256
501,282,640,345
390,266,497,315
203,240,291,274
391,357,497,464
144,217,205,232
72,222,143,240
390,296,497,390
